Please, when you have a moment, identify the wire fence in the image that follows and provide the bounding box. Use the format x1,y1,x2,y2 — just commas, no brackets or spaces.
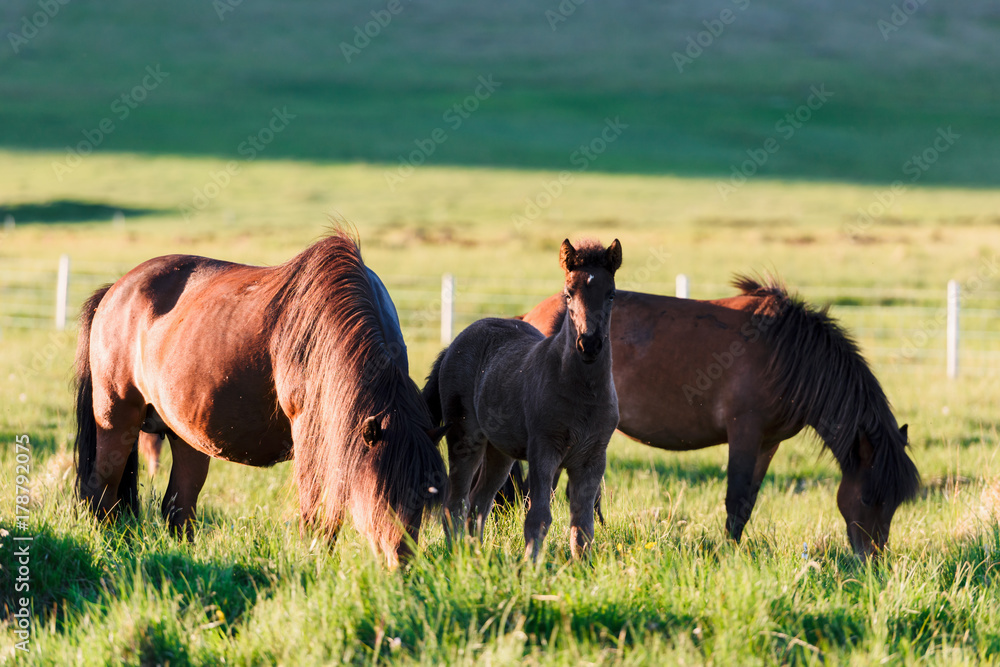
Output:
2,257,998,376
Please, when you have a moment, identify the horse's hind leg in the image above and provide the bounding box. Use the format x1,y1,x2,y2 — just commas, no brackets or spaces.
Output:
469,444,516,539
725,416,780,542
162,435,211,541
565,449,607,559
443,417,487,544
84,406,146,520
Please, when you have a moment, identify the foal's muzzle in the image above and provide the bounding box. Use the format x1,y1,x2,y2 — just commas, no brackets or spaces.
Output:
576,333,604,363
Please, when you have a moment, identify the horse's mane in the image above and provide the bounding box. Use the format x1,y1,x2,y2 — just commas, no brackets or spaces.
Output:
733,274,920,507
267,230,445,551
568,239,611,268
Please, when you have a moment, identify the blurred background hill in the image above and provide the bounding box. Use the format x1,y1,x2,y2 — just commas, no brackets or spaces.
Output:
2,0,999,184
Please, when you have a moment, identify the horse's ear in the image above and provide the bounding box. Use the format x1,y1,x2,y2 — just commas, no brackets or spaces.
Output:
605,239,622,275
559,239,577,273
362,416,382,447
426,424,451,443
899,423,909,440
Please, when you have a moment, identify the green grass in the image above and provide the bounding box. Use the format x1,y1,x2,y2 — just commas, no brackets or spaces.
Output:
2,1,1000,185
2,150,1000,664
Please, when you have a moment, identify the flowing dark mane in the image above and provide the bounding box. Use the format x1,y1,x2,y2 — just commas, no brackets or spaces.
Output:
733,274,920,507
268,231,445,549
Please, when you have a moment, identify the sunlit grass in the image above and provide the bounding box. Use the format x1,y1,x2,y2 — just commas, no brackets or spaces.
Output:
2,152,1000,664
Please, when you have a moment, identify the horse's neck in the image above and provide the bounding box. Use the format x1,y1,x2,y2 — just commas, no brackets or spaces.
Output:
550,316,612,388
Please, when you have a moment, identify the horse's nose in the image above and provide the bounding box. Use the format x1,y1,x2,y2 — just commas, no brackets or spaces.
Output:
576,334,603,361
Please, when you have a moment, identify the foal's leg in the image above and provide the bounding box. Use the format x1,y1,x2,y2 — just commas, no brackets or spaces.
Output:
523,442,561,561
469,443,516,539
565,448,607,559
725,417,779,542
443,418,486,544
161,436,211,541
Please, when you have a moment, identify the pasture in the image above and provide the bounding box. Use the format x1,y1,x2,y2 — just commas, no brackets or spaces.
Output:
1,150,1000,664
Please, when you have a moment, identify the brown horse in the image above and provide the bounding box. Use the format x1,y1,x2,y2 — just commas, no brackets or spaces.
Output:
424,239,622,560
521,276,920,558
74,232,446,567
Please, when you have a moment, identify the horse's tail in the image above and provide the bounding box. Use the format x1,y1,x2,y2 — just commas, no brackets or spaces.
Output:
75,285,111,506
422,349,447,426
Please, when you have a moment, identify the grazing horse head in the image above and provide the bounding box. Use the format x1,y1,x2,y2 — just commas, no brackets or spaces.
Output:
837,424,912,559
558,238,622,364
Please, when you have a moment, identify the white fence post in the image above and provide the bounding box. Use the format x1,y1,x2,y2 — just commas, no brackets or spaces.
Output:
55,254,70,331
441,273,455,344
675,274,689,299
947,279,960,379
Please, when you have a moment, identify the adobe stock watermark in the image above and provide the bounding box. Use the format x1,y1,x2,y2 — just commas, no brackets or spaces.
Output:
383,75,501,191
7,0,71,55
847,127,959,240
615,246,672,296
716,84,833,200
213,0,244,21
545,0,585,31
878,0,928,41
512,117,628,230
181,107,296,220
340,0,408,63
11,434,33,652
898,254,998,361
51,65,170,181
672,0,751,73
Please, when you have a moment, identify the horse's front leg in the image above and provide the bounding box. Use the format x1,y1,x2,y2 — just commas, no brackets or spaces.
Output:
724,417,779,542
565,446,607,559
523,442,561,562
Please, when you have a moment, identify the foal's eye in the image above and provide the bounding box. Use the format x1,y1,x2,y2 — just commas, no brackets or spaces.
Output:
607,291,616,302
564,292,572,302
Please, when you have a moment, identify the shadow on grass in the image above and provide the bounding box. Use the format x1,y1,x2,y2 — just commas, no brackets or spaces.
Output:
608,455,836,494
0,525,102,624
0,520,276,642
0,200,169,224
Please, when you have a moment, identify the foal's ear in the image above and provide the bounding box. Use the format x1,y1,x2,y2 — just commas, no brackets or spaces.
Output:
559,239,577,273
426,424,451,443
899,423,909,440
605,239,623,274
362,416,382,447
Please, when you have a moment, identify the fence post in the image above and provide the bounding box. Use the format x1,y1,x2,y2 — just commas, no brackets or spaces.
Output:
55,254,70,331
441,273,454,344
946,279,960,379
675,274,689,299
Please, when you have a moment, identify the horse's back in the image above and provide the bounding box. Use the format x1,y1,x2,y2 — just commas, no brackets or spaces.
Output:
89,254,294,464
436,318,544,436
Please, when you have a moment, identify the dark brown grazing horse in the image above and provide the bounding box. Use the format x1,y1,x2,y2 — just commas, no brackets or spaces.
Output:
424,239,622,560
75,232,446,567
521,276,920,558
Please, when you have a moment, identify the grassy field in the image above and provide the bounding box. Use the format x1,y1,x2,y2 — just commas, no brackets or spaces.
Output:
1,150,1000,664
2,1,1000,185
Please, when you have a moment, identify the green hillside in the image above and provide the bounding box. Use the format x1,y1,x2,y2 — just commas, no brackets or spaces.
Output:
2,0,999,184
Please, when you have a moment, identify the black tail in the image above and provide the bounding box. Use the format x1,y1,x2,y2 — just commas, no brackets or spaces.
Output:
422,349,447,426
